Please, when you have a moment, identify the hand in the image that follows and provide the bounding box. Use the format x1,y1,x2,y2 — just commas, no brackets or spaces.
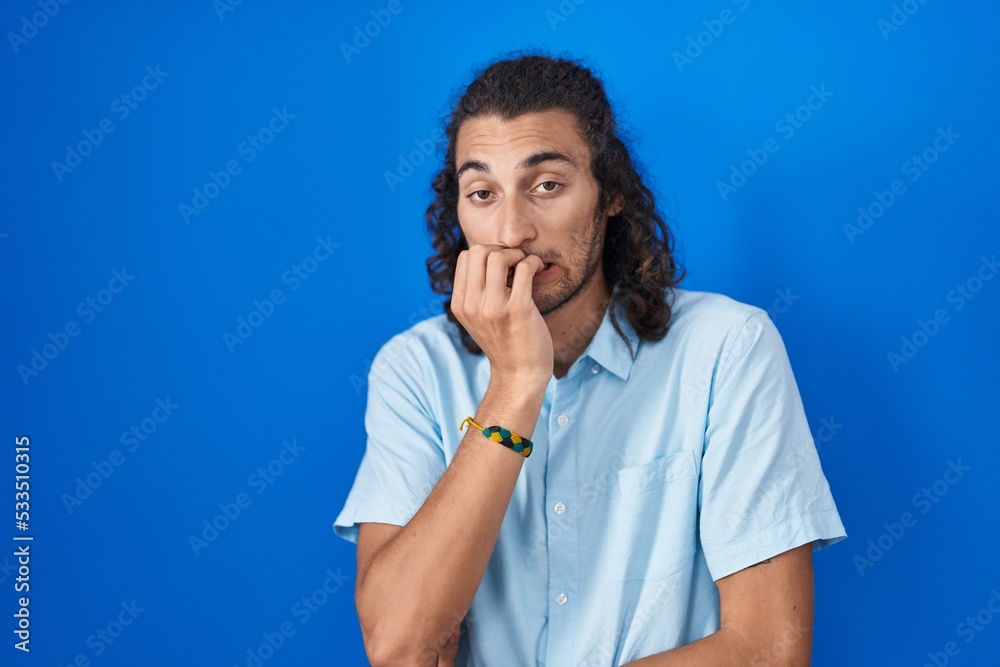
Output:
437,625,460,666
451,244,553,388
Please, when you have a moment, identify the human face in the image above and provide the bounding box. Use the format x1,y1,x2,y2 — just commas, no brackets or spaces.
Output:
454,108,613,315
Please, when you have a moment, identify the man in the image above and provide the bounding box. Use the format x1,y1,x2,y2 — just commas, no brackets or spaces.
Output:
334,52,847,666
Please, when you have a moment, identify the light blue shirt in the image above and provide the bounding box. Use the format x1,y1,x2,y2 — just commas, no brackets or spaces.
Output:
334,287,847,666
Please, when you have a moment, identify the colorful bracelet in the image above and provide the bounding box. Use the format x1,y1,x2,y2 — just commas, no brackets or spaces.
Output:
459,416,533,458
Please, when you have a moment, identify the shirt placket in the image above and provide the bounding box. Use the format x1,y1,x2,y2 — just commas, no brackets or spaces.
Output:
544,369,581,666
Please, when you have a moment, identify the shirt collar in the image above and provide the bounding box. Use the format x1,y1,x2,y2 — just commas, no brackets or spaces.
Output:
582,292,640,381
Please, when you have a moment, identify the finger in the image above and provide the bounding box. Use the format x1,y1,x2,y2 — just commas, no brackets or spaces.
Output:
452,250,469,315
484,248,528,312
484,248,526,290
510,254,545,305
464,244,502,304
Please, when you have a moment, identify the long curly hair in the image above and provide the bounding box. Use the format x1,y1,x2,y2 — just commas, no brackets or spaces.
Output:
425,50,685,356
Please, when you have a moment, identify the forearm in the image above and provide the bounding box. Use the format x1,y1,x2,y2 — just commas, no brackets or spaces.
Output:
620,627,750,667
356,378,545,666
621,624,809,667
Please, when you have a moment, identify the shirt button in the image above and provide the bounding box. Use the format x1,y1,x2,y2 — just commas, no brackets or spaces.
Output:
591,365,600,374
555,593,568,605
556,414,570,427
553,502,566,515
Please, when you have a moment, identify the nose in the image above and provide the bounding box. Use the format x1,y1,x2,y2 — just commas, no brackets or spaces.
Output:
495,193,536,249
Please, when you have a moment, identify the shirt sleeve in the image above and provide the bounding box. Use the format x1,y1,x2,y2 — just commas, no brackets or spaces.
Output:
698,311,847,581
333,331,447,545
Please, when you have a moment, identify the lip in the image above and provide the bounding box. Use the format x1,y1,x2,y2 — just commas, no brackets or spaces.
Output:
532,262,558,283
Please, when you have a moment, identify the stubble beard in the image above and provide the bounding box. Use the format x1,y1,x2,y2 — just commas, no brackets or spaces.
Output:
534,206,606,316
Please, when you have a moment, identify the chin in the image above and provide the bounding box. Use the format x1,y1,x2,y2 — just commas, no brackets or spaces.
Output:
533,290,573,316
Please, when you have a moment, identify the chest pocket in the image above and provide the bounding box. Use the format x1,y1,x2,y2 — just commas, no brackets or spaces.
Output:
604,449,699,582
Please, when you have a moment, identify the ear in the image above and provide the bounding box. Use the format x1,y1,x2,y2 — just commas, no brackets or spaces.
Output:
607,191,624,217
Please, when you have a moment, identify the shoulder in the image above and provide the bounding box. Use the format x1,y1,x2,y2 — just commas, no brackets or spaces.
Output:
660,288,795,388
664,287,772,345
372,313,465,365
367,313,473,392
631,287,787,381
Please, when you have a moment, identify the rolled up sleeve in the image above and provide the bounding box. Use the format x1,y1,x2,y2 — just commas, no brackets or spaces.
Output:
698,311,847,581
333,332,446,545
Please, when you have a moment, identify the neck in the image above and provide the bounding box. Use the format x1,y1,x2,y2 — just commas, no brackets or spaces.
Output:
543,269,612,379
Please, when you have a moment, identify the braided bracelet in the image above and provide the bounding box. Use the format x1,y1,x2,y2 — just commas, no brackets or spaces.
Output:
459,416,533,458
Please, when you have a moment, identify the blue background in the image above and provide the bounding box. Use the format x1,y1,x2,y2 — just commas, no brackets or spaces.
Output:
3,1,999,665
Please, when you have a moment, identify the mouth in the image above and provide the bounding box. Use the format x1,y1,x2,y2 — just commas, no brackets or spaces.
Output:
506,262,556,288
532,262,558,284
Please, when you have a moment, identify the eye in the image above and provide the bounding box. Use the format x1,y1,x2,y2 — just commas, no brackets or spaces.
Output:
467,189,493,204
535,181,562,194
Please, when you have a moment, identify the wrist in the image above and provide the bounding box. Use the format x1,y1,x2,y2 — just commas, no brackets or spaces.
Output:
488,367,551,395
478,379,546,441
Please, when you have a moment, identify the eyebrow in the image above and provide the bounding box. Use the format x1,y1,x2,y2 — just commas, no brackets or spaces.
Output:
455,150,579,182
